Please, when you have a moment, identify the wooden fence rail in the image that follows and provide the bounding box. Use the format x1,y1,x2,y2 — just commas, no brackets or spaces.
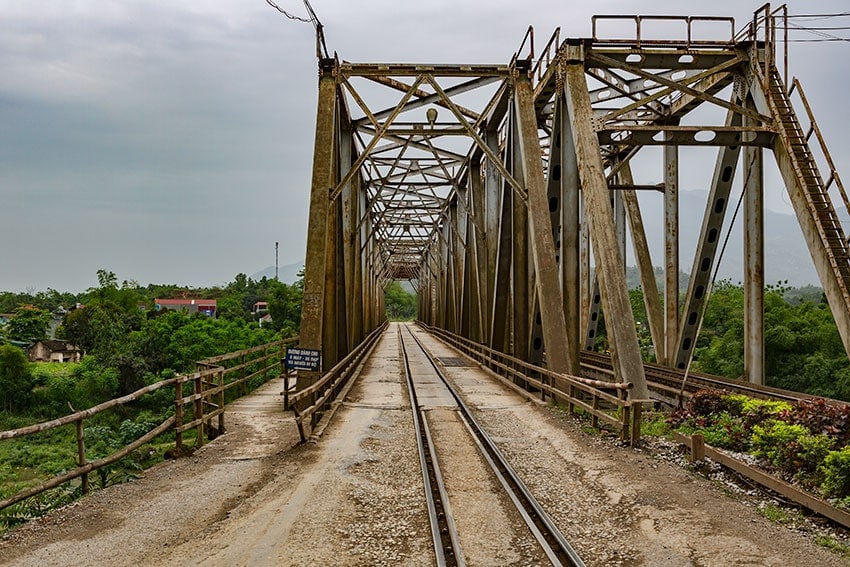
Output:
0,336,298,513
420,323,647,445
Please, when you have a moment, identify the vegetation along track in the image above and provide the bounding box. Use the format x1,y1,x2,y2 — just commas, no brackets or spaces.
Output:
399,324,586,567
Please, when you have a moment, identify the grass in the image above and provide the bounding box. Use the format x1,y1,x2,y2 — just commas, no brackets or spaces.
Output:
814,535,850,558
757,503,797,525
640,412,670,437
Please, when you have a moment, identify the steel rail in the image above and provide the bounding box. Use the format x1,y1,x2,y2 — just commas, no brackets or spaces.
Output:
398,327,465,567
580,351,808,404
402,325,586,567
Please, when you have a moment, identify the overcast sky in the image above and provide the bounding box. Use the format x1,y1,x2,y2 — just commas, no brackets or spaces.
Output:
1,1,849,292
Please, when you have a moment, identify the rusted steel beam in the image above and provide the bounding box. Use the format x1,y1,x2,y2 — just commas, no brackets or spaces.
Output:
664,130,679,366
563,52,650,399
514,67,575,372
299,60,339,431
596,127,774,147
339,63,511,77
620,163,665,366
510,111,530,361
557,94,582,375
744,98,765,386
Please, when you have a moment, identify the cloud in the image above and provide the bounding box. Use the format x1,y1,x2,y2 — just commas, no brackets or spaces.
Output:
1,0,849,293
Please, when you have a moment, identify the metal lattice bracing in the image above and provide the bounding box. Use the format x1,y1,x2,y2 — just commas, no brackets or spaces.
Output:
296,7,850,433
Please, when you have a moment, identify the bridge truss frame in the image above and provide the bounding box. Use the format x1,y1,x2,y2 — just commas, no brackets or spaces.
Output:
296,5,850,428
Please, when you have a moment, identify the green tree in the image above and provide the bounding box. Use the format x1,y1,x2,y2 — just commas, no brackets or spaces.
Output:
0,344,34,412
385,281,417,321
268,280,302,335
7,306,52,342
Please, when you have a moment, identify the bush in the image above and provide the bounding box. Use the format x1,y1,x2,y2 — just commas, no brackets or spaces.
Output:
750,420,810,467
786,398,850,444
821,447,850,498
794,434,836,486
687,389,729,417
699,412,749,451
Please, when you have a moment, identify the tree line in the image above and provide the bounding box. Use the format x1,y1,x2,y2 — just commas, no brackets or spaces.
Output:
624,281,850,401
0,269,304,416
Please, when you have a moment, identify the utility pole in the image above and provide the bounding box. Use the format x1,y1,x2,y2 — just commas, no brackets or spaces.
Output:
275,241,279,281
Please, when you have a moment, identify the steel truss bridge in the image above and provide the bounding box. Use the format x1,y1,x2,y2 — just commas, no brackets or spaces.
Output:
295,5,850,433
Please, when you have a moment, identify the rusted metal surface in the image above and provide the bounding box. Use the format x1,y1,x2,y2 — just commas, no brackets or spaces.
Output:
743,98,765,386
294,8,850,419
664,133,679,366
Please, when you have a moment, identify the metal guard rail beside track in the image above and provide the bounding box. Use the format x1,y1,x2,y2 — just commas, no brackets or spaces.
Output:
288,322,388,442
0,336,299,513
419,323,646,445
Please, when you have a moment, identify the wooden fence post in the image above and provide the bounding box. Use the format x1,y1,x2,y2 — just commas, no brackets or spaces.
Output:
240,353,247,397
282,342,289,410
691,433,705,462
630,401,642,446
620,405,630,442
217,368,225,434
194,372,204,447
175,380,184,449
75,418,88,494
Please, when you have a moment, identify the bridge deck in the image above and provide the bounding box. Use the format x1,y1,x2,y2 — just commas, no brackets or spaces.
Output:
1,325,845,565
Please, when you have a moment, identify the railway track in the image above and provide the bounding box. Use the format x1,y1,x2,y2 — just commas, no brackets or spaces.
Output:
399,324,586,567
580,351,807,405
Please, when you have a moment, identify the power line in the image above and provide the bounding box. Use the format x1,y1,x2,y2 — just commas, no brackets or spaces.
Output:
786,12,850,19
264,0,312,23
785,21,850,43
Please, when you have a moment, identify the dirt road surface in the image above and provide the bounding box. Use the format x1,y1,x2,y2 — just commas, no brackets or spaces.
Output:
2,323,848,566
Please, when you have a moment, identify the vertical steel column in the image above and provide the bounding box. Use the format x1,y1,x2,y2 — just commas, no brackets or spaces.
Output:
514,70,574,374
490,184,513,352
744,102,765,385
340,115,357,352
511,110,530,360
559,94,582,375
484,128,502,344
580,199,591,342
664,132,680,365
563,52,650,399
490,136,514,352
322,195,340,369
299,58,337,390
470,158,488,343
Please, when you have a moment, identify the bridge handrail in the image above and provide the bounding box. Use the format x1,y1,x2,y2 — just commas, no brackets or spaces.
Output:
0,336,298,514
419,323,645,445
289,322,387,441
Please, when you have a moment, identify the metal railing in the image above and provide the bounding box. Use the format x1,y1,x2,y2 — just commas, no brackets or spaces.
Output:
591,15,736,48
288,322,387,442
420,323,646,445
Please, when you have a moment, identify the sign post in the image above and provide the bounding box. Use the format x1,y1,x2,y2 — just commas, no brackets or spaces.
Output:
285,348,322,372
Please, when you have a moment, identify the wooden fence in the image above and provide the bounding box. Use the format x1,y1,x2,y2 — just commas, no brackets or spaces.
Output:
0,337,298,513
421,324,648,445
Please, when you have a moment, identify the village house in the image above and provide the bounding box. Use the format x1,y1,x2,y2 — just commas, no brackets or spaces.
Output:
154,298,217,317
28,340,82,363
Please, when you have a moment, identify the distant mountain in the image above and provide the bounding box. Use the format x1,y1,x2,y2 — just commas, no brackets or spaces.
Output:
251,262,303,285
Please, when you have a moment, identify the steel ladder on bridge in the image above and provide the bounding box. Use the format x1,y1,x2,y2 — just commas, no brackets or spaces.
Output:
766,65,850,302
